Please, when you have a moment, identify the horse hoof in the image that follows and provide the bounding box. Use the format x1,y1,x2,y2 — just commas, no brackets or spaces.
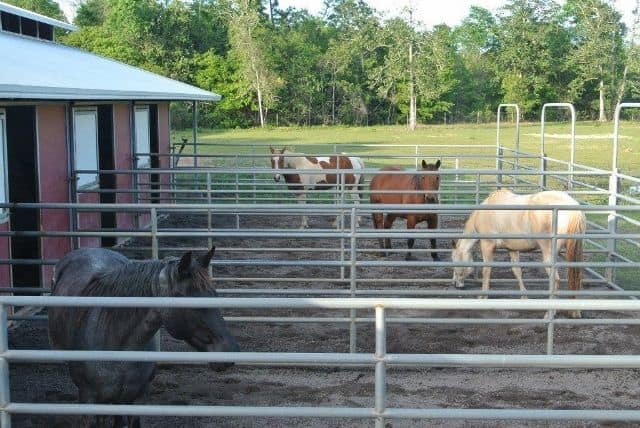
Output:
569,310,582,319
405,255,416,261
431,254,440,261
478,295,488,300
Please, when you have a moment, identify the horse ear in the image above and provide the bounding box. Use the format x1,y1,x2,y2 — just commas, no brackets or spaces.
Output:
451,240,457,249
178,251,192,277
421,160,427,168
269,146,274,153
198,247,215,268
435,159,441,169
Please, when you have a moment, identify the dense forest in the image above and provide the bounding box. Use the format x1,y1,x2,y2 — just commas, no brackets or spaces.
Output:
6,0,640,128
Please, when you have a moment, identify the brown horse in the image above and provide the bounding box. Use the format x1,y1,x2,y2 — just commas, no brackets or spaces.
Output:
370,160,441,260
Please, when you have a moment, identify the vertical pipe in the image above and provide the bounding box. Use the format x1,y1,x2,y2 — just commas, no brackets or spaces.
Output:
150,208,158,260
192,101,198,169
454,158,460,205
608,103,624,284
569,107,576,191
414,145,418,170
252,145,256,203
349,207,357,353
0,305,11,428
374,306,386,428
207,172,213,277
235,155,240,229
546,208,559,355
540,107,546,191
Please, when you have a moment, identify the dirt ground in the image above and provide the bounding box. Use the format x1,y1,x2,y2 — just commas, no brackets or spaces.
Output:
8,212,640,427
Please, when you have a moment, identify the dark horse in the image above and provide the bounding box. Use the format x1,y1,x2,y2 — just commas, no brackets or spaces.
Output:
370,160,441,260
48,247,239,428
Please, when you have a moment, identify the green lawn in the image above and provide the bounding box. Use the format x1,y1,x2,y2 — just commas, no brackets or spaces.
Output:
173,121,640,176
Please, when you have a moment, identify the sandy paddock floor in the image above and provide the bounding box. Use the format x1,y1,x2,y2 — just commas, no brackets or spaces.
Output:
8,212,640,427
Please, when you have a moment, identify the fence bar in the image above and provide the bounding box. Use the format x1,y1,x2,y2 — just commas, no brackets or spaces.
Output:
5,297,640,311
374,306,386,428
349,207,357,353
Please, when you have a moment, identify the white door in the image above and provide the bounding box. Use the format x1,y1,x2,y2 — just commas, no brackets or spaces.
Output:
135,106,150,168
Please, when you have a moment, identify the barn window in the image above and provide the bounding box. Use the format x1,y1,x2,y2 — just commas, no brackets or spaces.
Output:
73,108,99,188
135,106,150,168
0,110,7,209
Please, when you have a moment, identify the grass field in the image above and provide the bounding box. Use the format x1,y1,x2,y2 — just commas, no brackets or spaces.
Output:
173,121,640,176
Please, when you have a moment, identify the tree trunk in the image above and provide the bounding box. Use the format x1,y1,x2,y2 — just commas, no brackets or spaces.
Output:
255,69,265,127
409,43,416,131
598,79,606,122
331,68,336,125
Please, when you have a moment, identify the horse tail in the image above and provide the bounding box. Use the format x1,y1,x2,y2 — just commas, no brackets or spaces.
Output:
566,211,585,293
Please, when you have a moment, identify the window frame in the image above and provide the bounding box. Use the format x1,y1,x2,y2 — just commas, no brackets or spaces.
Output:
0,109,7,217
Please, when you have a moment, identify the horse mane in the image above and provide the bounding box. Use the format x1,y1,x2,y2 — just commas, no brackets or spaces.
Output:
83,257,213,298
411,174,421,191
82,260,168,297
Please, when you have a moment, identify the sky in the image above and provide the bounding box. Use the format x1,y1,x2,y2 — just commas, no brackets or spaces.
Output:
56,0,638,31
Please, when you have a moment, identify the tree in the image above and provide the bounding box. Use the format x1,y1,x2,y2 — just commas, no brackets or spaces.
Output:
228,0,282,127
565,0,626,120
494,0,571,118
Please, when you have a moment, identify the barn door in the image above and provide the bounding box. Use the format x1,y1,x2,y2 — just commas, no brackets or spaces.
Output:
97,105,116,247
5,106,40,290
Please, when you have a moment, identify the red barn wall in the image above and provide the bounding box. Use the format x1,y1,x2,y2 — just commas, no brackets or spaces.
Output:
37,104,72,284
158,102,171,202
113,103,136,234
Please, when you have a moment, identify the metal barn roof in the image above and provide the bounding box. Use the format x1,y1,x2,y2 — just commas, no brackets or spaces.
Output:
0,31,221,101
0,1,77,31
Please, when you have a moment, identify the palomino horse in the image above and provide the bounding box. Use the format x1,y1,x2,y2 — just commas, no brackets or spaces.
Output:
49,247,239,428
369,160,441,260
451,189,585,318
269,146,365,228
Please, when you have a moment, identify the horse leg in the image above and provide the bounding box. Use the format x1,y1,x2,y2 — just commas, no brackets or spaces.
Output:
540,243,570,318
509,251,527,298
297,193,308,229
427,214,439,261
406,216,417,261
479,240,495,299
383,214,397,254
372,213,387,256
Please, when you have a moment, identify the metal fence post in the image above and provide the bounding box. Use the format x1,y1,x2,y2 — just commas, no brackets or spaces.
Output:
607,169,620,284
546,208,558,355
151,208,158,260
374,305,386,428
0,305,11,428
207,172,213,277
349,207,357,353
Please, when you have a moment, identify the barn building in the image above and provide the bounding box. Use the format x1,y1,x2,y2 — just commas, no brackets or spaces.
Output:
0,2,219,291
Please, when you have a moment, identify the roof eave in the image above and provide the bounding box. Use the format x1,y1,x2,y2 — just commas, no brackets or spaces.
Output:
0,87,221,102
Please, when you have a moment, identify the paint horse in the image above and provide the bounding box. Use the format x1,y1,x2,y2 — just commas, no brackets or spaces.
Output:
369,160,441,260
270,146,365,228
49,247,239,428
451,189,585,318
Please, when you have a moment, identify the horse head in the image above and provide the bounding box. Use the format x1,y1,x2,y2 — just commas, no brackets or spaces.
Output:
269,146,287,183
160,248,240,371
420,159,441,204
451,240,473,289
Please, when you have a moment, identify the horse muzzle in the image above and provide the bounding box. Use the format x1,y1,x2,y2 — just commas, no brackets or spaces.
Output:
274,175,281,183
